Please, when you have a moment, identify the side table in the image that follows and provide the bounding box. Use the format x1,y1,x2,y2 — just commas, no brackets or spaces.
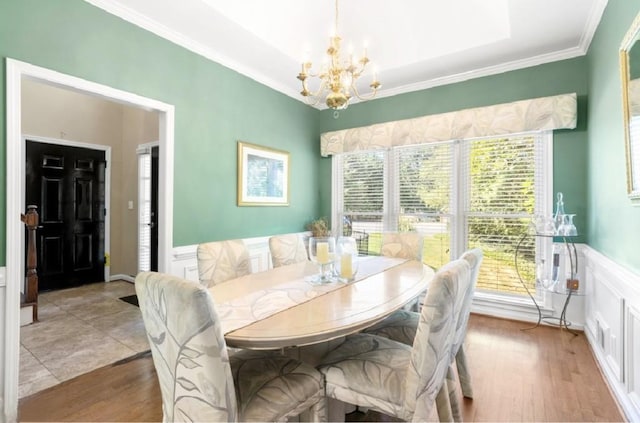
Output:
515,232,581,335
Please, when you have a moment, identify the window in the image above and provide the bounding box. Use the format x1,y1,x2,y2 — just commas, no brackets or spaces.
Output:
333,131,551,297
137,146,153,272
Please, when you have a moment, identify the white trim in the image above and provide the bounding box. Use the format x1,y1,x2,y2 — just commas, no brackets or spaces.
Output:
109,274,135,283
4,58,175,423
22,134,112,283
83,0,607,110
83,0,301,103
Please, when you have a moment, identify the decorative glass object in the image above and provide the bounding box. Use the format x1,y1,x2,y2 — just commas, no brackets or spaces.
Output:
308,236,336,284
537,243,562,290
335,236,359,282
553,192,566,234
530,214,556,236
558,214,577,236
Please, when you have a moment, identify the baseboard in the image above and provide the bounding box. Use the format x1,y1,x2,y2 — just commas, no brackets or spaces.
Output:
110,274,134,283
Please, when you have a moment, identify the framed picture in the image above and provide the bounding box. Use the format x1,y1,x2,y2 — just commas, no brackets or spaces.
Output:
237,141,290,206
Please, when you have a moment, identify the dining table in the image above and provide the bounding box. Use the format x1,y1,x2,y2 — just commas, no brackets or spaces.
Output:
208,255,434,351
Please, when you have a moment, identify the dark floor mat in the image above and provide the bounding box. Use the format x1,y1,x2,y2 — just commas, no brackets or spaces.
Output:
119,294,139,307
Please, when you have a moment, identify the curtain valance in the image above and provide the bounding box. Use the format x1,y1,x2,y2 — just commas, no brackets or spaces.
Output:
320,93,577,157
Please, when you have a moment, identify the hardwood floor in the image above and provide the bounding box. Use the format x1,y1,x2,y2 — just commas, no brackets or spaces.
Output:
18,314,625,422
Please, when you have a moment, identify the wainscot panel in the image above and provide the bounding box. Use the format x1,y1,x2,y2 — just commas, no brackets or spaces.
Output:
583,246,640,422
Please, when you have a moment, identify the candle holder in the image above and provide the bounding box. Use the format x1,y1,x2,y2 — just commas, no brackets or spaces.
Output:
335,236,359,282
307,236,336,284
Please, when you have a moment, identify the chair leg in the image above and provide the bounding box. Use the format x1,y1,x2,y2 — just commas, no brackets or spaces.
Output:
446,366,462,422
455,346,474,399
436,380,454,423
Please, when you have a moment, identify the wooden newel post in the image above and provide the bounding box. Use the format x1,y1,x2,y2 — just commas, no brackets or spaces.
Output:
21,205,39,321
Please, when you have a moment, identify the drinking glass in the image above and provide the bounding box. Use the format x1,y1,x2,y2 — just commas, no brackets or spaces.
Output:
308,236,336,283
562,214,577,236
335,236,359,282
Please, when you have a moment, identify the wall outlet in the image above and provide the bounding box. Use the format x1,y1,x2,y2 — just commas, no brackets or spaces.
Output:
566,278,579,290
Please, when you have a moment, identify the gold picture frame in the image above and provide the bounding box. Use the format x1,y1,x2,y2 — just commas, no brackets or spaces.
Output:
620,10,640,204
237,141,290,206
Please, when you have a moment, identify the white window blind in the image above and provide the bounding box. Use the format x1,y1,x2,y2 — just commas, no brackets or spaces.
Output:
462,134,542,295
394,142,454,269
339,151,385,254
334,131,551,298
138,150,152,272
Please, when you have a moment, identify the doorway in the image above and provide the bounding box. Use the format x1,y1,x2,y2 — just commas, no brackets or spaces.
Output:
137,143,159,272
25,140,107,291
4,58,176,422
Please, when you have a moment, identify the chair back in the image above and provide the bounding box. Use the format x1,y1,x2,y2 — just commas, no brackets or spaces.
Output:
403,258,471,420
135,272,237,422
269,234,308,267
380,232,424,260
197,240,251,287
453,248,483,351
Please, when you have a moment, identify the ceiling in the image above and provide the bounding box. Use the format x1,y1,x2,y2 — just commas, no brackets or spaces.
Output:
85,0,608,109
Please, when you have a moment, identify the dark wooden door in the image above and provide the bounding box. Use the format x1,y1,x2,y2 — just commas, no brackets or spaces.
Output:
26,141,106,291
150,146,159,271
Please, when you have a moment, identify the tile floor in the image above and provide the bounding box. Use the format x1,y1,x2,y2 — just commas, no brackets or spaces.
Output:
19,281,149,398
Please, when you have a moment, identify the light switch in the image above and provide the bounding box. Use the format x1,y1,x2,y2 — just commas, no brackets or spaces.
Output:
128,200,134,210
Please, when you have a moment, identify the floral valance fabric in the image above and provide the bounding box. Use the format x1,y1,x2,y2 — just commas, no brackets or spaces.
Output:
320,93,577,156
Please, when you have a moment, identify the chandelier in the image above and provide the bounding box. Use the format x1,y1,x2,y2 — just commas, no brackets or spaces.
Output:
297,0,381,111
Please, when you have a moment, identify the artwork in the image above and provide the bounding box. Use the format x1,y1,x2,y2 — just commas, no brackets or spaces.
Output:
237,142,289,206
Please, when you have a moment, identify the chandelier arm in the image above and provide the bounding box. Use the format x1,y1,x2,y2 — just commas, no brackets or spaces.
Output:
302,79,330,106
350,82,378,101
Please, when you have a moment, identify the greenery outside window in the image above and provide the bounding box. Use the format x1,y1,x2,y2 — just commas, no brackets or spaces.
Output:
332,131,552,298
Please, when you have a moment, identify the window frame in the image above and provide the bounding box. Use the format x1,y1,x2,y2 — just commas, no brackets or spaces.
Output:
331,130,553,305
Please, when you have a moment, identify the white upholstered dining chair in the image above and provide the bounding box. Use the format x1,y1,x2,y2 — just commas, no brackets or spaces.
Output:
197,239,251,287
316,258,471,422
268,234,308,267
135,271,326,422
380,232,424,260
380,232,425,311
363,248,483,419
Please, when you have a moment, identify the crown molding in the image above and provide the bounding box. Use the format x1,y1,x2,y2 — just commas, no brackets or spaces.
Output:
84,0,607,111
370,47,587,105
83,0,302,102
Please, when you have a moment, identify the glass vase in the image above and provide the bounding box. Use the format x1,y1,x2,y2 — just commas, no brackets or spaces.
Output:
336,236,359,282
308,236,336,284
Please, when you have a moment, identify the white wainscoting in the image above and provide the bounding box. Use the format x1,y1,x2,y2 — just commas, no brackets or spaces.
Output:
583,246,640,422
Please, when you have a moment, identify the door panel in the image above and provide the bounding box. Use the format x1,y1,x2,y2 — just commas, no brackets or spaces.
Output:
150,146,159,272
26,140,106,291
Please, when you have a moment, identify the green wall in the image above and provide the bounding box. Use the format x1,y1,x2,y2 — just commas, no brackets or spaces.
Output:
317,58,590,243
587,0,640,274
3,0,638,275
0,0,322,265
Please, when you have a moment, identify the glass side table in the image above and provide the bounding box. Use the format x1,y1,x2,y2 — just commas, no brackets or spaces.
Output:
514,232,581,335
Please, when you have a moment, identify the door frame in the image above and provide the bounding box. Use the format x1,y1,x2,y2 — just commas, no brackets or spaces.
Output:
23,135,112,283
4,58,175,422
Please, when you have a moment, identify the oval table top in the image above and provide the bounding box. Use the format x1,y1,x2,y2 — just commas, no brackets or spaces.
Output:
209,257,433,350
